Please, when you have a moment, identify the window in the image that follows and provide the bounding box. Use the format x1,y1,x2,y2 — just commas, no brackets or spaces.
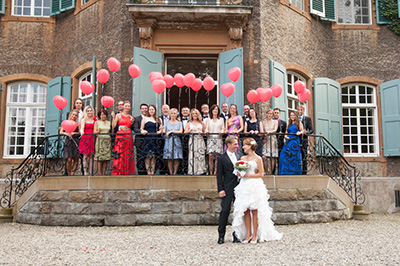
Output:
4,82,47,158
79,71,94,108
342,84,378,156
13,0,50,17
337,0,371,24
287,71,307,114
165,0,220,5
287,0,304,10
81,0,91,4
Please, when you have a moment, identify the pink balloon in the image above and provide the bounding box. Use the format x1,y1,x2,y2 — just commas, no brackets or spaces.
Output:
271,84,283,98
163,74,175,88
184,73,196,88
152,79,166,94
256,88,272,102
149,72,163,82
101,96,114,108
228,67,241,82
61,120,78,133
298,89,311,102
294,80,306,94
79,81,94,95
220,83,235,98
191,78,203,92
247,90,259,104
97,69,110,84
203,76,215,91
53,95,68,110
128,64,141,78
107,57,121,72
256,88,264,102
174,73,185,87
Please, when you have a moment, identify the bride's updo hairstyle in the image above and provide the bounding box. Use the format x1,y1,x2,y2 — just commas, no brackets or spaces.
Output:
243,137,257,151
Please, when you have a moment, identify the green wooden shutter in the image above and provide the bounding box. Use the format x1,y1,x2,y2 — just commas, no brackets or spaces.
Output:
45,77,72,137
310,0,325,17
51,0,74,15
314,78,343,154
380,79,400,156
0,0,5,15
398,0,400,18
376,0,392,24
322,0,336,21
219,48,244,114
133,47,163,116
270,60,288,121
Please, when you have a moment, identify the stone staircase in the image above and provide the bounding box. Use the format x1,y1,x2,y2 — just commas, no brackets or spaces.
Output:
0,208,13,223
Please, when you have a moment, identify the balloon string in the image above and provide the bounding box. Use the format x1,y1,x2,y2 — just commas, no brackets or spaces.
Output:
195,91,198,109
178,87,181,111
167,88,171,106
206,91,210,106
188,87,191,109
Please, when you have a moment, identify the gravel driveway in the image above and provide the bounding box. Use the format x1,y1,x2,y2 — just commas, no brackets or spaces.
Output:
0,213,399,265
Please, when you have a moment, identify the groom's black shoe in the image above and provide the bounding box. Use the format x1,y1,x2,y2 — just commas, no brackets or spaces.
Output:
232,232,241,243
218,237,224,244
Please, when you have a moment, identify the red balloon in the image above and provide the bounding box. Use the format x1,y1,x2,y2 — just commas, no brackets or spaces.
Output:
163,74,175,88
220,83,235,98
107,57,121,72
271,84,283,98
152,79,166,94
298,89,311,102
203,76,215,91
97,69,110,84
174,73,185,87
256,88,264,102
191,78,203,92
61,120,78,133
184,73,196,88
228,67,241,82
53,95,68,110
247,90,259,104
294,80,306,94
101,96,114,108
128,64,141,78
149,72,163,82
80,81,94,95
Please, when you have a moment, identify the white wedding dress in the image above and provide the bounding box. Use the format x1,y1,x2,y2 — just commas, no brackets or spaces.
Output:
232,160,283,242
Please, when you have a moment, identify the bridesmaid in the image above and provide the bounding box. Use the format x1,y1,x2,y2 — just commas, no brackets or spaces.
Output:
163,108,183,175
79,106,96,175
244,108,264,157
205,104,225,175
184,108,206,175
225,104,243,152
262,109,278,174
94,109,112,175
112,101,135,175
60,109,80,176
141,104,163,175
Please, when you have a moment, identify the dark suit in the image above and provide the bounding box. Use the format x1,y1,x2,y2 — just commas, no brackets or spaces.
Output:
300,115,314,175
275,119,287,153
216,152,241,238
132,115,146,175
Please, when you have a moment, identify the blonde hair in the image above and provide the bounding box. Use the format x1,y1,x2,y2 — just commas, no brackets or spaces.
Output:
82,106,94,120
243,137,257,151
189,108,203,123
169,108,178,115
69,109,79,121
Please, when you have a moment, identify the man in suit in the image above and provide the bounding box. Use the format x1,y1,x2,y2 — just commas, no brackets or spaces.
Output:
273,108,287,174
297,104,314,175
201,104,209,121
220,102,229,121
179,106,190,175
159,104,170,175
216,136,241,244
132,103,148,175
242,104,250,123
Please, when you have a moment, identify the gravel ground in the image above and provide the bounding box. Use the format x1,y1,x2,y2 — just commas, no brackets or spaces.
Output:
0,213,399,265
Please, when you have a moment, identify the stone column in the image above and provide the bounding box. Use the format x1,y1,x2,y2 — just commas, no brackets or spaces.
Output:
136,19,157,50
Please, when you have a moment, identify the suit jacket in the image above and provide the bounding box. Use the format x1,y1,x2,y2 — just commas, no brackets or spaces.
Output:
300,115,313,145
216,152,241,194
276,119,287,149
132,115,144,146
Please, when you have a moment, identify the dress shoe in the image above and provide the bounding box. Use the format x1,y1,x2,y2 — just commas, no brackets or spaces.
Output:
232,232,241,243
218,237,224,244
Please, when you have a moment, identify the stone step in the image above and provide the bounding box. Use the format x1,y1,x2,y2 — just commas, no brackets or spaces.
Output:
0,208,13,215
0,215,13,223
353,211,370,220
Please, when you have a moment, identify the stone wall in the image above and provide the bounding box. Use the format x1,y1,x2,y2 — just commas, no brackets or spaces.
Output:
16,188,349,226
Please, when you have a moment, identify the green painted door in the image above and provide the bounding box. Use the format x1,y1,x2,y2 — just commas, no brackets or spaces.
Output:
270,60,288,121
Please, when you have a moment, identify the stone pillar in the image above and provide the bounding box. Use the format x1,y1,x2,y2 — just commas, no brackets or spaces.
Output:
136,19,157,50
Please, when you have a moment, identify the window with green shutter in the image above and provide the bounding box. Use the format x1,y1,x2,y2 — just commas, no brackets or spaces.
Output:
376,0,392,24
322,0,336,21
310,0,325,17
51,0,75,16
0,0,5,15
270,60,288,121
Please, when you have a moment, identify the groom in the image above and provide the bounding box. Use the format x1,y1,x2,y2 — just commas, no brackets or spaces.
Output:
216,136,241,244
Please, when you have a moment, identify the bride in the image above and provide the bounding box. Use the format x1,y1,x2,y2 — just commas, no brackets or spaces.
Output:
232,137,282,243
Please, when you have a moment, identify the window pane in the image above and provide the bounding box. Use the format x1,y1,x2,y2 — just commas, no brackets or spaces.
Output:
44,0,50,6
34,8,41,16
35,0,41,6
23,7,31,15
24,0,31,6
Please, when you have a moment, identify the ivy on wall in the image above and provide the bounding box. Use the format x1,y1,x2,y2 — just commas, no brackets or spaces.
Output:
383,0,400,35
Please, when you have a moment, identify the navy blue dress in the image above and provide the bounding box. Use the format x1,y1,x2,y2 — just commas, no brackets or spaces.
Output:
278,124,302,175
246,120,263,156
143,121,160,158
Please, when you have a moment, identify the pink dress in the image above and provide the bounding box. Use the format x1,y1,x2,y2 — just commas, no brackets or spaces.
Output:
225,115,241,152
79,118,96,155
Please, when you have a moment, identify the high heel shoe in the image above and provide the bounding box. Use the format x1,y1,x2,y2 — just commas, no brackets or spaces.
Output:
250,239,257,244
241,236,252,244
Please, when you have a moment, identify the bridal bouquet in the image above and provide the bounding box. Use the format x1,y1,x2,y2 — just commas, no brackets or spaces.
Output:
233,160,249,178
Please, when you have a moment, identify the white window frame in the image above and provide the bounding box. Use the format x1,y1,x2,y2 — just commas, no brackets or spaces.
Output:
337,0,372,25
79,71,94,108
12,0,51,17
287,0,304,10
81,0,91,4
287,71,308,115
342,83,379,157
4,82,47,158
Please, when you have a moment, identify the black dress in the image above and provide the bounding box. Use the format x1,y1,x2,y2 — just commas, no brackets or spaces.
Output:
63,127,80,159
143,121,160,158
246,120,263,156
